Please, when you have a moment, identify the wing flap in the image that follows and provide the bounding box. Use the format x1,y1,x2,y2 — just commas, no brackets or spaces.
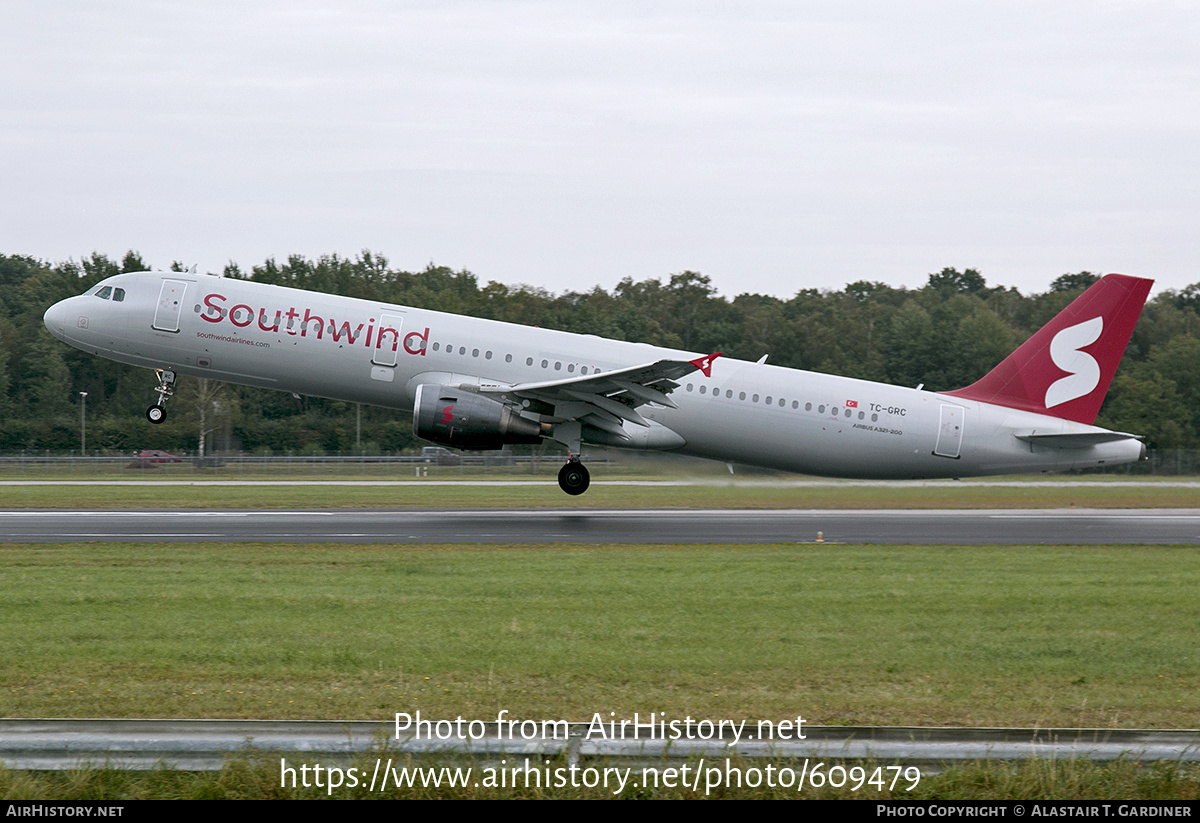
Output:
479,353,721,450
505,354,718,398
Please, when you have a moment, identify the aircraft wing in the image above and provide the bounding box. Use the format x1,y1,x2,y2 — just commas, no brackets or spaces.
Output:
481,353,721,440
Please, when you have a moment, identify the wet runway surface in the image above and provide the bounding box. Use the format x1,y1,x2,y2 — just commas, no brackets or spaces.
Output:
3,508,1199,544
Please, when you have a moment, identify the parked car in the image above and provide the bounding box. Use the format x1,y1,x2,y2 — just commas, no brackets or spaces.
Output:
127,449,183,469
137,450,183,463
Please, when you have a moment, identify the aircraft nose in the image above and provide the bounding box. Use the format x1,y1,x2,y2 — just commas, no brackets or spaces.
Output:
43,298,74,340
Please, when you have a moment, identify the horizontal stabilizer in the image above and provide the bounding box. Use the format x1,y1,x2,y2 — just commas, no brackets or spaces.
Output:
1014,431,1143,449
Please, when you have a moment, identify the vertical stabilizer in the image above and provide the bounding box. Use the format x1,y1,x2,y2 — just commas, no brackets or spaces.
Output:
944,274,1152,424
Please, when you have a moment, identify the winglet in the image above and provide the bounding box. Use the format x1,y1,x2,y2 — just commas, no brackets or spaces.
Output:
689,352,722,378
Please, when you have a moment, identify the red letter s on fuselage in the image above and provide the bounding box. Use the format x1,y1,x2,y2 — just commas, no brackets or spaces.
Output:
201,293,227,323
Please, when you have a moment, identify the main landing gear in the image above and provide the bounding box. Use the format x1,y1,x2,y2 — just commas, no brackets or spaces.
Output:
557,458,590,496
146,369,176,424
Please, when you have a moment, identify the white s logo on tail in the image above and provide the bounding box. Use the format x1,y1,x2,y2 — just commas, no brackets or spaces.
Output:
1044,317,1103,408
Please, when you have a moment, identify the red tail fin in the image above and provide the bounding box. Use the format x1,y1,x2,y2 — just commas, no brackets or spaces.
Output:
944,274,1152,424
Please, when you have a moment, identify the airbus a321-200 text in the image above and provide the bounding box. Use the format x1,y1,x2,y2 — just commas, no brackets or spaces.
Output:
43,270,1152,494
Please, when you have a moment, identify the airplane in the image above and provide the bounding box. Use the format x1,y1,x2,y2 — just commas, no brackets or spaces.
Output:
43,270,1152,495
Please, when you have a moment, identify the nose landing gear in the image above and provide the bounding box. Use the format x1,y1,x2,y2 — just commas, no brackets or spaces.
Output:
557,458,590,496
146,369,176,424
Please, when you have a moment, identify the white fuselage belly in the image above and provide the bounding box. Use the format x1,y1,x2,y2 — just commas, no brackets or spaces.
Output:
47,272,1142,478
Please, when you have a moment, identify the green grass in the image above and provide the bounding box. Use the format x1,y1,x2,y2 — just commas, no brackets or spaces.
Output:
2,456,1197,509
1,478,1198,509
5,540,1198,801
2,542,1198,728
4,758,1200,800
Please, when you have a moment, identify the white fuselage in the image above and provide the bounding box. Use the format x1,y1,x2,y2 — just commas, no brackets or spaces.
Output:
43,271,1143,477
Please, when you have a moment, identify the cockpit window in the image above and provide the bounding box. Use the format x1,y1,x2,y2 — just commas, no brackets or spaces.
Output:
113,287,126,302
95,286,112,300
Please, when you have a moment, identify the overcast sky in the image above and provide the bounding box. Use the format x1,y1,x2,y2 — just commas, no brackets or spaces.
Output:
2,1,1197,298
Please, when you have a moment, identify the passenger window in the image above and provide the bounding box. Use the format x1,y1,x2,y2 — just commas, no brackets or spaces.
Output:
805,402,812,411
779,398,786,407
700,385,707,394
568,364,575,373
472,348,479,357
739,392,746,401
752,394,760,403
726,390,733,398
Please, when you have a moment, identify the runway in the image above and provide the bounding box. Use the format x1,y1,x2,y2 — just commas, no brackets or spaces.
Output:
3,508,1200,544
5,718,1198,771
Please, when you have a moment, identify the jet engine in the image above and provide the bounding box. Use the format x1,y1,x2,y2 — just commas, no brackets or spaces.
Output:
413,384,543,450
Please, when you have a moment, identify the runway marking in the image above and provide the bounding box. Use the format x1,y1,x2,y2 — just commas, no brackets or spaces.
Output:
0,511,333,517
1,479,1199,487
5,508,1198,518
27,534,226,538
990,514,1200,520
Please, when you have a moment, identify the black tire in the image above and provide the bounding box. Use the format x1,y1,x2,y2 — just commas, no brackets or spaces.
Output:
146,406,166,424
558,462,590,495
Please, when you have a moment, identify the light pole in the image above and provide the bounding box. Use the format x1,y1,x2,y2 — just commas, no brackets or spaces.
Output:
78,391,87,455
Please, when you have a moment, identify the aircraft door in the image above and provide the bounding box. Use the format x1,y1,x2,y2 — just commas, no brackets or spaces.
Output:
371,313,405,367
934,403,965,459
152,279,189,333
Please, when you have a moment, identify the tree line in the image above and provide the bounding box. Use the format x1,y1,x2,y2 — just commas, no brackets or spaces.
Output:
2,250,1198,455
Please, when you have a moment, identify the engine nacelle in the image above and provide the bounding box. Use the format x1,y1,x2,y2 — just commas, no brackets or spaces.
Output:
413,384,543,450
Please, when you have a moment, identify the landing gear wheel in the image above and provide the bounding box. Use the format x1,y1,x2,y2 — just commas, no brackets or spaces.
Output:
558,461,590,496
146,368,177,424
